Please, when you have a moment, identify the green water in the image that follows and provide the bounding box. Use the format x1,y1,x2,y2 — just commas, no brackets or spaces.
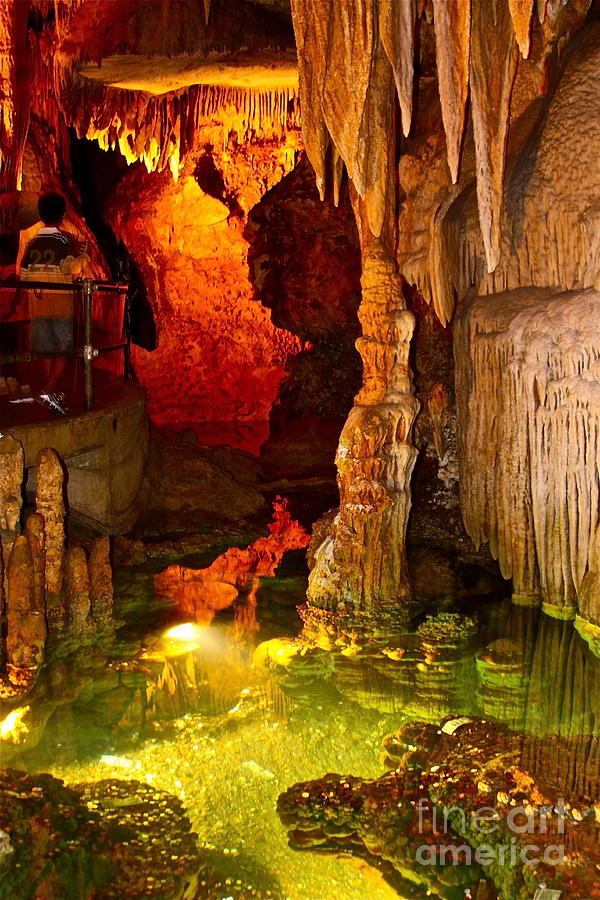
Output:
7,556,600,900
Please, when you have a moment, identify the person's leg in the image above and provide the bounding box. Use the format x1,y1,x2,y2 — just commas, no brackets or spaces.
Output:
30,318,52,391
46,319,73,391
30,318,72,392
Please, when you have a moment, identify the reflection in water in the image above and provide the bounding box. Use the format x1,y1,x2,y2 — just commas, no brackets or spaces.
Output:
154,497,310,630
1,563,599,899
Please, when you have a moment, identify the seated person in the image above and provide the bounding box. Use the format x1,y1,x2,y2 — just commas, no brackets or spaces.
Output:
19,192,89,391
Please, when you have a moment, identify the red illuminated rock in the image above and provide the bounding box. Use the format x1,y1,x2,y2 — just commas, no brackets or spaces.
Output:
155,498,310,623
106,167,301,434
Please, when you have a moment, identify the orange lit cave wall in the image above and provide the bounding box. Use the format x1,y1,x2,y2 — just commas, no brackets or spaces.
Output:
98,133,302,446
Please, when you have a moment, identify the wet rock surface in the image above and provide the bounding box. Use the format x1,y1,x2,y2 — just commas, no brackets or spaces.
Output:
0,768,200,900
278,716,600,900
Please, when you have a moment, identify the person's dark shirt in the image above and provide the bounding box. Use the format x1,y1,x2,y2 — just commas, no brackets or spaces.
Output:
21,228,82,269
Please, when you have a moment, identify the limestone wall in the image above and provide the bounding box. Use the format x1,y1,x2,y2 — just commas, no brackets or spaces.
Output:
455,287,600,635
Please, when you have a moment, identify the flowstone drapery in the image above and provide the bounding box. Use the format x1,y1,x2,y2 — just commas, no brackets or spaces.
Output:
455,287,600,629
307,242,419,615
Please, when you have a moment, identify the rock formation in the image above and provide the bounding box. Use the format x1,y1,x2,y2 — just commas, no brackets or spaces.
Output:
63,546,91,631
0,433,23,549
455,287,600,630
3,0,600,634
154,498,310,624
0,768,200,900
0,443,115,690
278,716,600,900
6,535,45,671
306,237,419,616
89,537,113,625
34,448,66,626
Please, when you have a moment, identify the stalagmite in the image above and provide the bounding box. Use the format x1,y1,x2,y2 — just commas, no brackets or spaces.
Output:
379,0,416,138
25,513,45,620
63,546,91,630
88,536,113,624
427,383,449,460
469,0,519,273
307,237,419,614
6,535,46,671
0,434,23,552
35,448,66,628
432,0,471,184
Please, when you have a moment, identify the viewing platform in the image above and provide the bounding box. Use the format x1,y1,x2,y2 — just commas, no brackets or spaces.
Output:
1,277,148,533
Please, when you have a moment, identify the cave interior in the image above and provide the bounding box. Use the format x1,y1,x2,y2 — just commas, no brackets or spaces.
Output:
1,1,600,899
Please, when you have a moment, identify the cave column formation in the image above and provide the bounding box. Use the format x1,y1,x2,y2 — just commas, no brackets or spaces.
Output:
291,0,421,614
308,235,419,614
293,0,600,628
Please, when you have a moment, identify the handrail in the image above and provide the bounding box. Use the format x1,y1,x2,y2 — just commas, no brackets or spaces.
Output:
1,277,131,412
0,278,127,292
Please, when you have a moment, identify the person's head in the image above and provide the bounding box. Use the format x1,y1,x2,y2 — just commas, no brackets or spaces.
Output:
38,192,66,226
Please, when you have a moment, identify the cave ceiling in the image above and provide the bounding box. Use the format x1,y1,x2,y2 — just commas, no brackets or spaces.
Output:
59,0,297,93
1,0,597,323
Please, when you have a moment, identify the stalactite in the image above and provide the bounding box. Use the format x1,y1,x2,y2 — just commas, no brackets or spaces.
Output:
0,0,29,191
290,1,328,199
432,0,471,184
379,0,416,138
321,1,374,200
469,0,519,274
509,0,535,57
435,20,600,322
60,79,300,177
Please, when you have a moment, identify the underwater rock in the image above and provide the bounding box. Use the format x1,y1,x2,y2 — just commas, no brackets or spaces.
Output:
279,716,600,900
6,535,46,671
35,448,65,621
0,767,200,899
88,536,113,624
277,768,480,899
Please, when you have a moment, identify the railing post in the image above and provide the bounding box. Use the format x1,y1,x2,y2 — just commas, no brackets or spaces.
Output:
83,278,94,411
123,283,132,381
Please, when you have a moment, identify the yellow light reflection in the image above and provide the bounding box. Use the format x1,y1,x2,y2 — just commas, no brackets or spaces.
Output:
162,622,223,657
1,706,30,740
165,623,206,644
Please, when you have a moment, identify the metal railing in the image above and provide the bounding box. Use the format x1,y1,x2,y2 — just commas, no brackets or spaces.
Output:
0,277,130,411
